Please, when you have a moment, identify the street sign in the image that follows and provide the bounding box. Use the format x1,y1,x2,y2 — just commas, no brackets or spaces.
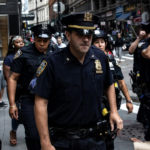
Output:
53,2,65,13
22,13,35,21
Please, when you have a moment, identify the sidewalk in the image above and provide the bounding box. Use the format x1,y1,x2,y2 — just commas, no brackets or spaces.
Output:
0,90,141,150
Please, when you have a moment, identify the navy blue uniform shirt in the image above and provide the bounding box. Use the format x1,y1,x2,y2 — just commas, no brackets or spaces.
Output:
10,43,51,89
4,53,15,67
29,44,113,128
138,39,150,83
133,47,140,72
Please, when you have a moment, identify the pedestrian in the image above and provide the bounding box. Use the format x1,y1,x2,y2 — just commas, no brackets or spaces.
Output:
92,30,133,150
7,24,55,150
29,12,123,150
115,33,125,63
51,34,57,45
112,28,116,35
57,36,66,48
3,36,24,146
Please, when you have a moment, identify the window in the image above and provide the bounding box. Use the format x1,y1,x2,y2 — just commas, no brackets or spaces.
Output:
103,1,107,7
0,0,6,4
111,0,116,4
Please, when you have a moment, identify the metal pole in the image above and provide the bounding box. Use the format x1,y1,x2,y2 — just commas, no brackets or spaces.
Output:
58,0,60,35
36,0,38,24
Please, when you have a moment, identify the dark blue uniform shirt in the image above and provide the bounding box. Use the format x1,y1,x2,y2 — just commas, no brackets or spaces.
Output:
4,53,15,67
133,47,140,72
29,45,113,128
10,43,51,89
138,39,150,83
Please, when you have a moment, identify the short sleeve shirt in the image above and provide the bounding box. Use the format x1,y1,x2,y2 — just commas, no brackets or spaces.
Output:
4,53,15,67
29,45,113,128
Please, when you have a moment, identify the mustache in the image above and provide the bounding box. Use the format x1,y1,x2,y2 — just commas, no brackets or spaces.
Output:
80,42,90,46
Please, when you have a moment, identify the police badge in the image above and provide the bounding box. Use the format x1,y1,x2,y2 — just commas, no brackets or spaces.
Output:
36,60,47,77
13,49,22,59
95,60,103,74
84,12,92,21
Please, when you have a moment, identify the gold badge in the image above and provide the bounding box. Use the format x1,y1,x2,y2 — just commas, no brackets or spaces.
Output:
84,12,92,21
36,60,47,77
13,49,22,59
95,60,103,74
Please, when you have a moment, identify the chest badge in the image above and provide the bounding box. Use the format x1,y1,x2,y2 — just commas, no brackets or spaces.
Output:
95,60,103,74
13,49,22,59
36,60,47,77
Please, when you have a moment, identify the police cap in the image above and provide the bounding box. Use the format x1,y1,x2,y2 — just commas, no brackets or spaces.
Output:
92,30,107,43
61,12,99,35
31,24,55,38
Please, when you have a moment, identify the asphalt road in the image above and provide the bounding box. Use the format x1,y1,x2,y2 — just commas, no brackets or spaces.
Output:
0,47,141,150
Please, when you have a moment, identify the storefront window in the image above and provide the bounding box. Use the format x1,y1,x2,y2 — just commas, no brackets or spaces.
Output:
0,15,8,57
0,0,6,4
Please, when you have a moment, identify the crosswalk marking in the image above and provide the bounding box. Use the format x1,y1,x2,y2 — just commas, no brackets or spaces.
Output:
125,54,133,57
120,103,139,114
122,56,133,60
115,58,125,62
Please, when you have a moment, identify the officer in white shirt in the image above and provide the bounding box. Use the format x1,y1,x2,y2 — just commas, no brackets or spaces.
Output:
57,36,66,48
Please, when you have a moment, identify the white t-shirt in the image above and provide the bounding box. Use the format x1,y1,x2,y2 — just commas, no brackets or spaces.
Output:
57,43,66,48
51,37,57,44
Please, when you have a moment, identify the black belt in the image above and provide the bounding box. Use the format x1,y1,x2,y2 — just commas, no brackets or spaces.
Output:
49,120,108,141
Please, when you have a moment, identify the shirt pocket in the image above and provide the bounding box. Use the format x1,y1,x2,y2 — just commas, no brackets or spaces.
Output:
56,77,79,102
26,59,41,74
91,74,103,98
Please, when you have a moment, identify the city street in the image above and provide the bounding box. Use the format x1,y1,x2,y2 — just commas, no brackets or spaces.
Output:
0,49,142,150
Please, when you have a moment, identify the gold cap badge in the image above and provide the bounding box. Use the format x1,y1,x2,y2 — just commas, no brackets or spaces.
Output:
95,60,103,74
84,12,92,22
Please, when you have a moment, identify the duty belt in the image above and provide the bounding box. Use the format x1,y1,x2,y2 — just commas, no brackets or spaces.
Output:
49,120,108,141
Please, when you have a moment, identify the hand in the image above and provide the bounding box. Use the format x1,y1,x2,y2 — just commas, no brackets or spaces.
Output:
126,103,133,114
139,31,146,40
109,112,123,135
9,106,18,120
42,144,56,150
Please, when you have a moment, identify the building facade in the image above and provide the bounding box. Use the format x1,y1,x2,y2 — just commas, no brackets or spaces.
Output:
0,0,22,57
28,0,49,26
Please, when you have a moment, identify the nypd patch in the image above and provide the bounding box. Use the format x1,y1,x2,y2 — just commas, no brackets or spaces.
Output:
13,49,22,59
138,42,145,48
36,60,47,77
29,78,37,89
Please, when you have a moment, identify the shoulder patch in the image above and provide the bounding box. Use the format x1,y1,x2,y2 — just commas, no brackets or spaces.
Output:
13,49,22,59
29,78,37,89
138,42,145,48
36,60,47,77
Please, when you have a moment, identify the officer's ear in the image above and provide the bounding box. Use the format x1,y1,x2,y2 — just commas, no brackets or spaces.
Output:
65,30,71,42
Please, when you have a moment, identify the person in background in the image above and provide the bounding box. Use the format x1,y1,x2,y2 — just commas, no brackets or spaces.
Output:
112,28,116,35
115,33,125,63
51,34,57,45
57,36,66,48
3,36,24,146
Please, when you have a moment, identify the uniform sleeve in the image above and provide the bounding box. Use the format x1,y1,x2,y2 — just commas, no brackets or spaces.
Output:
4,56,12,67
140,42,149,52
113,59,124,80
29,57,54,100
10,50,26,74
104,57,113,88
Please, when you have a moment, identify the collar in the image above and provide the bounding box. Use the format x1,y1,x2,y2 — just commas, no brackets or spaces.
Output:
64,44,98,64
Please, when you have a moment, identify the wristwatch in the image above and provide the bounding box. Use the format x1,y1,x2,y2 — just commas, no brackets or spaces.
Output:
126,100,133,104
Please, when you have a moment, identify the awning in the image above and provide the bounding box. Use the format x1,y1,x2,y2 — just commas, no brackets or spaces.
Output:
116,13,130,20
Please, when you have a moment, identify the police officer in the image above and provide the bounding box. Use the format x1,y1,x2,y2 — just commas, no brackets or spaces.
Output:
129,29,148,123
7,24,55,150
29,12,123,150
137,22,150,141
92,30,133,150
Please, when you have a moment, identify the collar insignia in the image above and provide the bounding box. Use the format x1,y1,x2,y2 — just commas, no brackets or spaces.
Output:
13,49,22,59
36,60,47,77
84,12,92,22
95,60,103,74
